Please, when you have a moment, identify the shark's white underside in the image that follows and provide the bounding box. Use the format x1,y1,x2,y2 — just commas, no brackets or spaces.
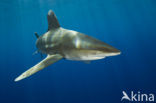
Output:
65,51,121,61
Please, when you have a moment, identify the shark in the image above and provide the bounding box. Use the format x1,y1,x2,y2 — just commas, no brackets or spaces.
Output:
14,10,121,82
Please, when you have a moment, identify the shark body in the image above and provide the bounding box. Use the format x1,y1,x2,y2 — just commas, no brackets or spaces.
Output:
15,10,121,81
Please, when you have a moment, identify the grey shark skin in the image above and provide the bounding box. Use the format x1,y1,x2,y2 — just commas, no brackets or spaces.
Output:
15,10,121,82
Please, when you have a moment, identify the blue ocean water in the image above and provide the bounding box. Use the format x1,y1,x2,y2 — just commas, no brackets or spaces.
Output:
0,0,156,103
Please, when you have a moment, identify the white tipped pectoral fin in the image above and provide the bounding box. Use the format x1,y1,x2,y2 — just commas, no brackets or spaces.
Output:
14,54,63,82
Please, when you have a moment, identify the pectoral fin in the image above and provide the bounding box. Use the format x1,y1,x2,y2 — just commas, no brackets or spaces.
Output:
14,54,62,82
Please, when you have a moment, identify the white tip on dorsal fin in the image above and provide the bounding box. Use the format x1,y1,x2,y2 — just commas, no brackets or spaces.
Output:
47,10,60,31
14,54,62,82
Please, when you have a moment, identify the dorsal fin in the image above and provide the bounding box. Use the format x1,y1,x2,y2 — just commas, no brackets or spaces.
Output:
47,10,60,31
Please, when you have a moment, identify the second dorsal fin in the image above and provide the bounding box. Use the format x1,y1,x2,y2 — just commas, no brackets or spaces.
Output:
47,10,60,31
34,32,39,38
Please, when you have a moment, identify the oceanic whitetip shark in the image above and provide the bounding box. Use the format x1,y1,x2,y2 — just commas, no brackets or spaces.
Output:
15,10,121,82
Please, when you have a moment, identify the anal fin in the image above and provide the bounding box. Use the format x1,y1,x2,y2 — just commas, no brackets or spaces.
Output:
83,61,91,64
15,54,62,82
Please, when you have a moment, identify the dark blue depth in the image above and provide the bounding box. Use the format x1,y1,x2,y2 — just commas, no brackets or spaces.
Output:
0,0,156,103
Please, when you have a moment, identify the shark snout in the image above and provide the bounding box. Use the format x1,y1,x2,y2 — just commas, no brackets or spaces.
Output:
97,45,121,56
108,47,121,54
